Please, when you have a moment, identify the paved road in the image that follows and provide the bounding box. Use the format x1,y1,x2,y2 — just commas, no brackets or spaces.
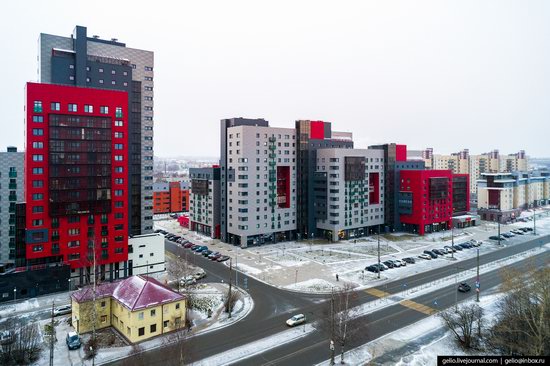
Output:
239,250,550,366
108,234,549,366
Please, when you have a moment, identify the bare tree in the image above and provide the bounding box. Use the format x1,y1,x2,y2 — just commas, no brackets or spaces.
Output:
167,253,194,293
320,283,360,365
488,264,550,356
0,317,41,365
224,287,240,315
440,303,484,349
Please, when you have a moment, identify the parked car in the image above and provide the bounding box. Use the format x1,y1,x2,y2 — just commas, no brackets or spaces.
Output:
194,271,207,280
444,245,456,253
66,331,81,350
170,236,181,242
402,257,416,264
511,230,524,235
458,282,471,292
395,259,407,266
389,259,402,267
0,330,14,345
202,250,213,257
184,242,194,248
501,233,513,238
196,246,208,253
53,304,72,317
217,255,230,262
423,250,437,259
459,243,471,249
180,276,196,286
366,265,379,273
286,314,306,327
432,249,445,256
383,260,396,268
524,227,533,231
208,252,221,261
190,244,200,250
418,253,432,260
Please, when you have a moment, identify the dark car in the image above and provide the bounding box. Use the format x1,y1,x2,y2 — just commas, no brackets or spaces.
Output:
217,255,230,262
402,257,416,264
432,249,445,256
191,245,202,251
366,265,378,272
171,236,181,242
202,250,213,257
209,252,221,260
423,250,437,259
501,233,513,238
459,243,471,249
383,260,396,268
195,246,208,253
184,242,194,248
66,331,81,350
458,282,471,292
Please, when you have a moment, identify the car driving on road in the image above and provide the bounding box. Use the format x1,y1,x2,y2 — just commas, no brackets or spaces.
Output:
458,282,471,292
286,314,306,327
53,304,72,316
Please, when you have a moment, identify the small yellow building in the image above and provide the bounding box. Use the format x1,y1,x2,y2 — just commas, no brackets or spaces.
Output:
71,275,186,343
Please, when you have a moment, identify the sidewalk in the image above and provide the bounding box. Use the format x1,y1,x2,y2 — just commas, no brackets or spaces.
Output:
0,290,72,319
155,208,550,294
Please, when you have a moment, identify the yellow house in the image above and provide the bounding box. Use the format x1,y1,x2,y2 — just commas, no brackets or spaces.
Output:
71,275,186,343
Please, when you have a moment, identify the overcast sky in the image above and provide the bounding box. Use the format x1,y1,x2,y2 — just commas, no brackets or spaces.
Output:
2,0,549,158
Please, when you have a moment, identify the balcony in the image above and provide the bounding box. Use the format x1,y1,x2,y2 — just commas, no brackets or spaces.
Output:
269,153,276,159
268,137,276,143
34,105,43,113
9,183,17,189
269,161,276,167
8,195,17,202
8,172,17,178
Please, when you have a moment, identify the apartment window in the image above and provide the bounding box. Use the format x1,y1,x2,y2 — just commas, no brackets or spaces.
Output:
32,167,43,174
32,206,44,213
115,178,124,184
99,79,104,84
115,143,123,150
32,219,43,226
100,106,109,114
32,128,44,136
150,323,157,333
99,68,104,73
123,71,128,76
145,76,153,81
69,76,74,81
115,167,124,173
138,327,145,336
114,190,124,197
101,315,107,323
32,180,43,188
32,154,44,162
32,245,43,252
86,77,91,83
33,101,43,113
175,303,180,310
32,116,43,123
111,80,116,85
114,132,124,138
150,309,156,317
68,103,77,112
115,155,123,161
50,102,60,111
101,301,106,307
111,70,116,75
145,66,153,71
32,193,43,200
115,120,123,127
144,86,153,91
84,105,93,113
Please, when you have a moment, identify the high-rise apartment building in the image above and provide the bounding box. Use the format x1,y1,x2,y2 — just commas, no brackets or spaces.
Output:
314,149,384,241
0,147,24,266
25,82,129,282
189,166,221,239
38,25,154,236
153,181,189,214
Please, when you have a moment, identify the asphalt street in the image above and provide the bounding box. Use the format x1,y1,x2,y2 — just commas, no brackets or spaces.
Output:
108,232,549,366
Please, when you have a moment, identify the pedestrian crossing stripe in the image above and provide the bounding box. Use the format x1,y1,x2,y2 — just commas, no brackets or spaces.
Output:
365,288,390,298
399,299,436,315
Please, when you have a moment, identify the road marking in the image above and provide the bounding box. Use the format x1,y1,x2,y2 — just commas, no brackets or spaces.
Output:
365,288,390,298
399,299,436,315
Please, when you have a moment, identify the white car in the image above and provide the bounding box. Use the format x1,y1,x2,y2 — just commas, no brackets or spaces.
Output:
418,253,432,260
395,259,407,267
53,304,72,316
286,314,306,327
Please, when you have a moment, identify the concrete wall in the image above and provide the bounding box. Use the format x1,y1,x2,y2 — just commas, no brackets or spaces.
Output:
0,149,24,264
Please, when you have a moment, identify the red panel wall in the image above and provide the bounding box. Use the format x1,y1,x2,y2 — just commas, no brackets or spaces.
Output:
399,170,453,235
488,190,500,208
369,172,380,204
310,121,325,140
25,82,128,269
396,144,407,162
277,166,290,208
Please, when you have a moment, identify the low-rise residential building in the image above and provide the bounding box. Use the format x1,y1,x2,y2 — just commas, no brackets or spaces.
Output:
71,275,186,343
477,172,550,222
314,148,384,241
0,147,24,267
153,181,190,214
189,166,221,238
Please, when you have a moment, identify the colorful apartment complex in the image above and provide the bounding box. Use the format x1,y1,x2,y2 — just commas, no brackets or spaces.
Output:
153,181,190,214
189,166,221,239
477,172,550,222
25,82,130,281
71,275,186,343
398,170,454,235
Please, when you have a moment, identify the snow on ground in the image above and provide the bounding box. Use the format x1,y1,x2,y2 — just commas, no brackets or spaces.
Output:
194,323,316,366
316,291,505,366
234,262,263,275
284,278,337,293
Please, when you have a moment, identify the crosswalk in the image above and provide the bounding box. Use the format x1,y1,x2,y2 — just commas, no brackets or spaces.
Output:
365,287,436,315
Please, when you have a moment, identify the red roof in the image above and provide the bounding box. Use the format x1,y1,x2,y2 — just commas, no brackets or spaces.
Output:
72,275,184,311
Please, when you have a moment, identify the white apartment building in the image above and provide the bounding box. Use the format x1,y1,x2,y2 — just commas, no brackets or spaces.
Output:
128,233,165,276
314,149,385,242
225,125,297,247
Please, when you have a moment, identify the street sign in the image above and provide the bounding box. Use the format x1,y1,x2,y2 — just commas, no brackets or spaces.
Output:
475,282,480,288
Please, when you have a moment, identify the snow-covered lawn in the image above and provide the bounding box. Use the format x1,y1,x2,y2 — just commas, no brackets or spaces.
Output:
284,278,337,293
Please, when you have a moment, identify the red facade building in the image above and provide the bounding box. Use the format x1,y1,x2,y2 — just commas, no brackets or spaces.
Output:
25,83,129,278
398,170,454,235
153,182,189,214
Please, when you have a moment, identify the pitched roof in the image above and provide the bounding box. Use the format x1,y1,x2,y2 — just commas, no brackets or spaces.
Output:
71,275,185,311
